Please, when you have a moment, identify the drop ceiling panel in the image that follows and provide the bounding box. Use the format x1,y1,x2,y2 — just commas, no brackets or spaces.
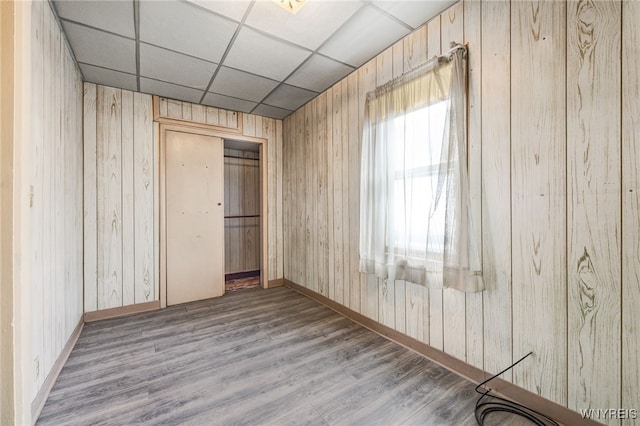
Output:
140,78,204,104
252,104,292,120
55,1,135,38
286,54,354,93
263,84,317,111
223,26,312,81
245,0,363,51
139,1,237,63
372,1,456,29
54,1,451,121
203,93,257,114
61,21,136,73
210,67,280,102
80,64,138,92
319,6,410,68
140,43,216,90
186,0,252,22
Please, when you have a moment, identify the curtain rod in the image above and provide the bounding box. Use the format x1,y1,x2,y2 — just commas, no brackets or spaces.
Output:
367,42,467,100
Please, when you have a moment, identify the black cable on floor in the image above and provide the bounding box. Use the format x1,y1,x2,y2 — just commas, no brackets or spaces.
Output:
474,352,560,426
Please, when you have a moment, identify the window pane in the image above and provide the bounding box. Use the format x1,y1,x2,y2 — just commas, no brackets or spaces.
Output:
389,101,448,257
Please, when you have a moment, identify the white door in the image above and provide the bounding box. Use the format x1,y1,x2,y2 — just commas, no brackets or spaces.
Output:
166,130,225,305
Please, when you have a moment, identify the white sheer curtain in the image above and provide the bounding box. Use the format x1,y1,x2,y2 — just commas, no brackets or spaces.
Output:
359,46,483,293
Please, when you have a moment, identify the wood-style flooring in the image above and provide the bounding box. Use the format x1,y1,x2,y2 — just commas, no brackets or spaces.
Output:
37,286,521,425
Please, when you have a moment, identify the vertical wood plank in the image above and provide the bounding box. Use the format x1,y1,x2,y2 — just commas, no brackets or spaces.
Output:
511,0,567,404
305,103,315,290
427,15,443,351
441,0,467,362
341,79,351,307
73,62,84,324
227,110,238,129
404,24,428,70
261,118,277,280
31,0,45,393
191,104,206,123
347,72,360,313
83,90,99,312
317,93,329,296
276,119,284,279
159,97,168,117
53,21,63,356
481,0,512,378
121,90,135,306
622,1,640,421
206,106,220,126
133,92,154,303
332,82,345,305
358,59,378,320
167,99,182,119
326,89,335,299
282,117,291,280
219,108,229,128
181,102,192,121
62,49,70,336
376,46,395,329
244,113,256,138
42,5,54,374
391,39,406,334
295,109,306,286
97,86,124,310
464,0,484,371
567,0,621,417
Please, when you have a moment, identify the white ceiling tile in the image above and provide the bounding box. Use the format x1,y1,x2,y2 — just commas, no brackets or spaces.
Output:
202,93,257,114
263,84,317,111
139,1,237,62
140,43,216,90
186,0,252,22
319,6,410,67
252,104,292,120
285,54,354,93
61,21,136,73
140,78,204,103
79,63,138,92
211,67,279,102
245,0,363,50
223,26,312,81
54,0,135,38
372,1,456,29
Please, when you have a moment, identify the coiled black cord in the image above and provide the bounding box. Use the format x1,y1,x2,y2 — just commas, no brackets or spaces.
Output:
474,352,560,426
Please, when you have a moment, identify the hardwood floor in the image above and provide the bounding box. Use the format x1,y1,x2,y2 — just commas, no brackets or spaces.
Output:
38,287,488,425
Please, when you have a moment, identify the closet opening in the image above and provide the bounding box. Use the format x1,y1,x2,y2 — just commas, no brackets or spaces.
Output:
223,139,261,292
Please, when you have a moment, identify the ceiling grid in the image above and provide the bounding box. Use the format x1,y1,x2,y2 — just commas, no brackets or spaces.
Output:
53,0,456,119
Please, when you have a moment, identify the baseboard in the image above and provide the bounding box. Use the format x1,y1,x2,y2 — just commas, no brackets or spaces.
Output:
83,300,160,322
31,318,84,424
284,279,600,426
267,278,285,288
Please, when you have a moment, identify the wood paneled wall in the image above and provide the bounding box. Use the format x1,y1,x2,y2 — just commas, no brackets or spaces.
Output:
224,149,260,274
84,88,284,312
30,1,84,399
83,84,156,312
282,1,640,422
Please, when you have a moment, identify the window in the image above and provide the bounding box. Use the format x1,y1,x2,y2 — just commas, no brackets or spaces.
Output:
359,46,483,292
389,101,448,260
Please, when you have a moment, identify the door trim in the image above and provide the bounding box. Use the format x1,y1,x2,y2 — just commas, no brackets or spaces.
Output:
159,123,269,309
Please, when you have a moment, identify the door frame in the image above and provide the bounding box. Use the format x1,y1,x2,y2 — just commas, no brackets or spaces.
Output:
158,122,269,309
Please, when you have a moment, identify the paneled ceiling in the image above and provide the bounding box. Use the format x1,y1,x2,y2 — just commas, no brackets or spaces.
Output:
53,0,456,120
